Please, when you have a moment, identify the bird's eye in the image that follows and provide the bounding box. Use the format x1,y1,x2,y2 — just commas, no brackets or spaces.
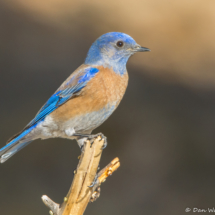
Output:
116,41,124,47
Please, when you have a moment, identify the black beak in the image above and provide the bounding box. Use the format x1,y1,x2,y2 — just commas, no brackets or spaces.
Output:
136,46,151,52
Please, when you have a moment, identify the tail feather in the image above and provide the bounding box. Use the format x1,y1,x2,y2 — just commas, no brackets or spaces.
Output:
0,127,34,163
0,141,32,163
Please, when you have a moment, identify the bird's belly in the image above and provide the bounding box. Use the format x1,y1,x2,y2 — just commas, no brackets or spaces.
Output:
62,102,116,133
35,102,116,139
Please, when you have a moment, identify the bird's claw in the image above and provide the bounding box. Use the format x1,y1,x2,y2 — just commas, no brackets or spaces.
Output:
86,133,107,149
101,135,107,149
74,132,107,150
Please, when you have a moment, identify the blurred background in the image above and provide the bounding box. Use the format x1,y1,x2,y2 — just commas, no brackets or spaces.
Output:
0,0,215,214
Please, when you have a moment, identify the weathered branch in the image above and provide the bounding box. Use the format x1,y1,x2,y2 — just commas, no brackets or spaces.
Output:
90,157,120,202
41,135,120,215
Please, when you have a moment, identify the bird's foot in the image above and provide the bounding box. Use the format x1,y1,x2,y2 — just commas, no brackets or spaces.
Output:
74,133,107,149
87,133,107,149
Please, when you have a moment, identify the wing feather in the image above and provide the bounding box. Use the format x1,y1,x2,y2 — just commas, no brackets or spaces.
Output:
26,66,99,128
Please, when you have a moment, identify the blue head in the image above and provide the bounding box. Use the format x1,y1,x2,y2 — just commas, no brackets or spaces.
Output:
85,32,150,75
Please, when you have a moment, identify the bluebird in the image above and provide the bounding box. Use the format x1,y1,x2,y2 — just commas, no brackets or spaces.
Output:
0,32,150,163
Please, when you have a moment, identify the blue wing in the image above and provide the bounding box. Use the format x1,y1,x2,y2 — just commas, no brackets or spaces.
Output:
26,66,99,128
0,65,99,163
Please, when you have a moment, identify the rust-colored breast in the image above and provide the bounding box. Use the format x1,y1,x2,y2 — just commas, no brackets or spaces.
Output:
51,66,128,122
90,65,129,106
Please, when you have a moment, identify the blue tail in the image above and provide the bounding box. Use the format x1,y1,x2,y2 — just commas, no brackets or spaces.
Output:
0,127,34,163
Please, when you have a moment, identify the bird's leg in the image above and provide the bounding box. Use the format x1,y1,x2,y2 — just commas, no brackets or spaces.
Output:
74,133,107,149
